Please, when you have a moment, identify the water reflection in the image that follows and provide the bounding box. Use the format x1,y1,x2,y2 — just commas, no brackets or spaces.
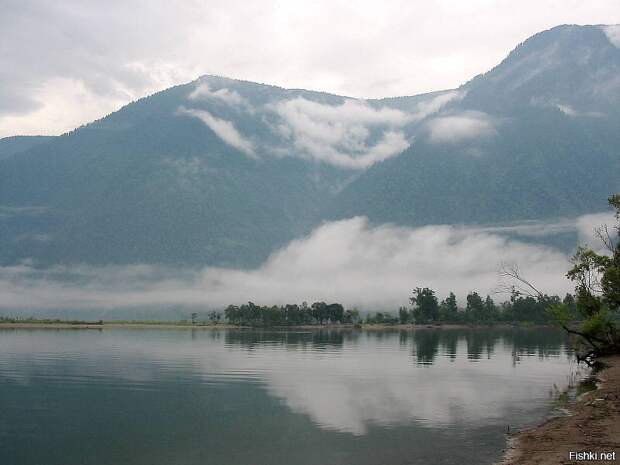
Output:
223,329,348,350
0,327,581,438
221,327,571,366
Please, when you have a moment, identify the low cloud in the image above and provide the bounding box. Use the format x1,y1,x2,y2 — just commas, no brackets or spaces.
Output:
529,96,606,118
179,90,466,169
556,103,578,116
178,107,256,157
188,82,247,107
576,211,616,253
425,111,497,144
411,90,466,121
602,25,620,48
271,97,411,169
0,216,590,313
476,219,576,237
555,104,604,118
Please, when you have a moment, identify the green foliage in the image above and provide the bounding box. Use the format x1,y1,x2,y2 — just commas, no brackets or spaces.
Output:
546,303,573,327
503,293,559,324
438,293,458,322
410,288,439,324
343,308,360,324
462,293,501,323
567,247,610,317
401,287,565,325
398,306,411,324
465,292,485,322
560,194,620,358
580,309,611,340
484,295,499,321
365,311,399,325
224,301,345,327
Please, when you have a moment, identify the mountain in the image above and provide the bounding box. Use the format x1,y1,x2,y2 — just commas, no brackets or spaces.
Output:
464,24,620,114
1,25,619,268
0,135,55,160
0,81,354,267
327,25,620,225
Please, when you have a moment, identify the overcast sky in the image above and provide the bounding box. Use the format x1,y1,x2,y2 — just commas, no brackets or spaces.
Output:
1,0,619,137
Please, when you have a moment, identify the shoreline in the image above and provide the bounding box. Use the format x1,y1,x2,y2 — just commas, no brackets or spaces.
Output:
0,322,237,330
498,355,620,465
0,322,554,331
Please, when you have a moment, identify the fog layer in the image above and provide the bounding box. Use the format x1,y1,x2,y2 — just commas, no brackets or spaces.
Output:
1,212,612,313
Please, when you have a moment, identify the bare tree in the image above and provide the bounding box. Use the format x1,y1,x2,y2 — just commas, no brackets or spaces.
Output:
595,225,615,254
498,262,607,365
497,262,544,299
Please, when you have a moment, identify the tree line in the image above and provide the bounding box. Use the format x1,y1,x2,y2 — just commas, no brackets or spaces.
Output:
363,289,576,325
220,194,619,365
207,193,620,339
223,301,359,327
217,290,573,327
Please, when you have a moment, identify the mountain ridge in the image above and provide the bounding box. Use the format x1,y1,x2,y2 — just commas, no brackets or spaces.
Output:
1,24,618,268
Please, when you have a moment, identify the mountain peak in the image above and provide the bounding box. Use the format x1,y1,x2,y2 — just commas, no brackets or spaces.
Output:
462,24,620,114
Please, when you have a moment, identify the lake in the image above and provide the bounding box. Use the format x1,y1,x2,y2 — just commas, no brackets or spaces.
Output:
0,327,585,465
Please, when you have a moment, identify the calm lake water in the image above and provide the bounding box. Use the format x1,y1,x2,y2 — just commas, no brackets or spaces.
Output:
0,327,585,465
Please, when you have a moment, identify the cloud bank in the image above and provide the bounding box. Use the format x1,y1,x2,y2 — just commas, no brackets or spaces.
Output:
411,90,466,121
4,214,607,313
179,87,467,168
178,107,256,157
602,25,620,48
576,211,617,253
271,98,412,168
529,96,606,118
189,82,248,107
425,111,497,144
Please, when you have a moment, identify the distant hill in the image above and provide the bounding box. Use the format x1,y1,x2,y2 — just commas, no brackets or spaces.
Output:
1,25,619,268
0,135,55,160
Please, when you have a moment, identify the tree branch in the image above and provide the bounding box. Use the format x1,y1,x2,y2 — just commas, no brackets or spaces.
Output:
498,263,544,299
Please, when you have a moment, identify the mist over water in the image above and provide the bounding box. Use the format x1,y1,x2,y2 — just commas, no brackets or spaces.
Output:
0,327,585,465
1,212,612,317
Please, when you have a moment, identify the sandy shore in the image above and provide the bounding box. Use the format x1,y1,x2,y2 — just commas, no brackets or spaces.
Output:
499,355,620,465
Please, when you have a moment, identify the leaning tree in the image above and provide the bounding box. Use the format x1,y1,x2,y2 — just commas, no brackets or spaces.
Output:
501,195,620,365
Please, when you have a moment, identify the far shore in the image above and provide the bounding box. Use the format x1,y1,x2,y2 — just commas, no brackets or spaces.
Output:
0,321,555,331
498,355,620,465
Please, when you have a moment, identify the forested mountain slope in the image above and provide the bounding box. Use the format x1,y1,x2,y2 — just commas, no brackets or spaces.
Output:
1,25,618,267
